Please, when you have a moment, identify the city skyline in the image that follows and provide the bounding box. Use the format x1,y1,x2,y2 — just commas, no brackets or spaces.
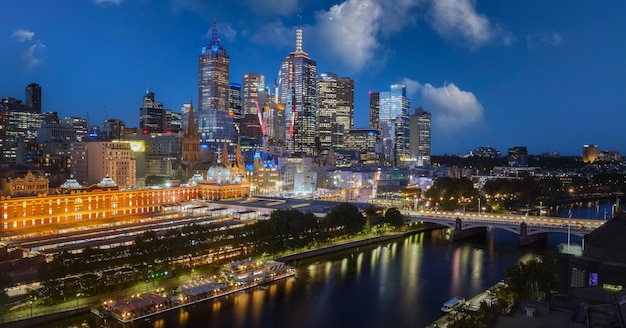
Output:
1,0,625,155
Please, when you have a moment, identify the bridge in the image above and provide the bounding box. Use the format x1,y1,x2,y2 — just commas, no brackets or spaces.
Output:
404,210,606,246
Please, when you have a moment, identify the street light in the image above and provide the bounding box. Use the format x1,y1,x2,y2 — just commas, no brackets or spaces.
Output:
539,201,543,218
526,204,529,217
478,198,481,214
29,300,33,319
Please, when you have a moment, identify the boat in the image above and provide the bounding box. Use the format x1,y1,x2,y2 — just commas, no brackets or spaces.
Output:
441,296,465,312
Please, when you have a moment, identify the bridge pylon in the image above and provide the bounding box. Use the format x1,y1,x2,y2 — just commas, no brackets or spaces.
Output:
519,221,547,246
453,217,487,241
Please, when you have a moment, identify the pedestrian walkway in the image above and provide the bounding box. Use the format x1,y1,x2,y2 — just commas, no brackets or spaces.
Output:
426,281,504,327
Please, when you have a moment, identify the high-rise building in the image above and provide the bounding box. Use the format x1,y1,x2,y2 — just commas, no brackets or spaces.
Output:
70,141,137,188
316,72,337,156
198,21,233,148
369,91,380,130
25,83,41,113
139,91,167,133
242,73,265,115
336,77,354,134
103,119,126,140
409,107,431,166
228,83,242,138
508,146,528,167
582,144,599,163
379,84,410,166
278,28,317,156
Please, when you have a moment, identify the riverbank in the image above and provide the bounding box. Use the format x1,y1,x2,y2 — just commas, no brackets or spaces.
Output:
0,226,435,326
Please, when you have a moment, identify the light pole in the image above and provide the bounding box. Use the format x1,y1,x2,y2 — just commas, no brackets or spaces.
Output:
526,204,529,216
29,300,33,319
539,201,543,218
478,198,481,214
567,224,571,251
76,293,80,309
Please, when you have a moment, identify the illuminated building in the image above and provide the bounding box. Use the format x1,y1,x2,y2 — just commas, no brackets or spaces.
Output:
507,146,528,167
409,107,431,166
141,134,181,177
61,117,88,141
102,119,126,140
0,184,201,233
242,72,265,115
248,152,280,194
278,28,317,156
344,128,381,165
70,141,137,188
139,91,168,133
369,91,380,130
379,84,410,166
582,144,599,163
6,171,49,196
198,21,233,148
228,83,242,138
336,77,354,143
316,72,337,156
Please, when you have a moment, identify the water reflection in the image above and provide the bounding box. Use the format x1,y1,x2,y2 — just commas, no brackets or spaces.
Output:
42,229,541,328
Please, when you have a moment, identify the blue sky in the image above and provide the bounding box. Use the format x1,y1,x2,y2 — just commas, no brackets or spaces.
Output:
2,0,625,156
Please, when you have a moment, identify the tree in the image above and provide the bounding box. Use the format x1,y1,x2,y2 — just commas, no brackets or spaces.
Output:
363,205,384,228
383,207,405,228
322,203,366,235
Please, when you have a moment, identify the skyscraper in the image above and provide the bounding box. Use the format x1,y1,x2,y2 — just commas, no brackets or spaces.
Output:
379,84,410,166
409,107,431,166
25,83,41,113
242,73,265,115
278,28,317,156
228,83,242,138
582,144,599,163
316,72,337,156
336,77,354,133
369,91,380,130
198,21,233,147
139,91,166,133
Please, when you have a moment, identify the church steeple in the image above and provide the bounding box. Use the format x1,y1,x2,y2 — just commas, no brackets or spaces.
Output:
221,141,229,166
182,101,200,163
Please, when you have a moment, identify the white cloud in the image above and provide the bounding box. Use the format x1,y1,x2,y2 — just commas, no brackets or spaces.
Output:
24,40,46,68
94,0,122,4
11,29,34,42
313,0,384,71
403,77,484,131
247,0,299,16
426,0,512,49
244,20,294,50
526,31,562,49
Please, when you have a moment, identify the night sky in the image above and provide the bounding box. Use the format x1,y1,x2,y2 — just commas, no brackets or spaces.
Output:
2,0,625,156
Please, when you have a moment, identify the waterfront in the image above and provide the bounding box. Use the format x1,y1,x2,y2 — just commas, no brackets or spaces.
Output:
38,227,561,328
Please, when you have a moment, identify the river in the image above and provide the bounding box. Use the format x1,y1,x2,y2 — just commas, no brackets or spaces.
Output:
41,226,569,328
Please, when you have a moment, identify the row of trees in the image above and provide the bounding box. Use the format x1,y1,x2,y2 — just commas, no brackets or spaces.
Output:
36,203,406,302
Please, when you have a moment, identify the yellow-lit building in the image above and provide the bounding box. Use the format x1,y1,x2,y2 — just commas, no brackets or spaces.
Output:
583,144,599,163
6,171,49,196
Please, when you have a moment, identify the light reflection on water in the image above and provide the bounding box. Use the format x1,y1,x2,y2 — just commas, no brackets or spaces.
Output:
41,229,544,328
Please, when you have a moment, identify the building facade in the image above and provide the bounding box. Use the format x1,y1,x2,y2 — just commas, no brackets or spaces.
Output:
278,28,317,156
379,84,410,166
409,107,431,166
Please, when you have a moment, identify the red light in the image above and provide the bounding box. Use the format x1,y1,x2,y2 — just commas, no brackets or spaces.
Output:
142,129,149,134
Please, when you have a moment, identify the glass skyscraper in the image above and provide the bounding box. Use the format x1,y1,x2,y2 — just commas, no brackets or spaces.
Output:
409,107,431,166
278,28,317,157
379,84,410,166
198,21,233,148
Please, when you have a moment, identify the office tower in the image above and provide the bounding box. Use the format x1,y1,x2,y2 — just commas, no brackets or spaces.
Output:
229,83,242,138
379,84,410,166
25,83,41,113
139,91,166,133
62,117,88,141
409,107,431,166
336,77,354,133
582,144,599,163
198,21,233,147
103,119,126,140
242,73,265,115
316,72,337,156
369,91,380,130
278,28,317,156
508,146,528,167
70,141,137,188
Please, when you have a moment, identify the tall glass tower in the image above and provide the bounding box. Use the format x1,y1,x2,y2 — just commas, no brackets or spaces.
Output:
278,28,317,157
379,84,410,166
198,21,233,148
410,107,431,166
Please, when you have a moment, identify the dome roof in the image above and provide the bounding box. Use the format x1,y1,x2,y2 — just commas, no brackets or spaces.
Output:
189,173,204,186
207,163,231,180
99,177,117,187
61,178,82,189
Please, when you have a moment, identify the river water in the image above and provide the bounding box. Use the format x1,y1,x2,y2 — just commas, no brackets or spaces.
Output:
42,227,556,328
39,201,618,328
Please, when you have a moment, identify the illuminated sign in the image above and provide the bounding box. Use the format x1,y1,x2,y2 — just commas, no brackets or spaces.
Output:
129,141,145,152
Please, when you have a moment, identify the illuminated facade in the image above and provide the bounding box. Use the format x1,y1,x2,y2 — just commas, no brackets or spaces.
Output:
198,21,233,148
6,171,49,196
278,28,317,156
316,72,337,156
409,107,431,166
379,84,410,166
70,141,137,188
0,186,201,233
582,144,599,163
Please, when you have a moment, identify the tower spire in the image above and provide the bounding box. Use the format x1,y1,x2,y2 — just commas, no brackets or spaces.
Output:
211,20,220,46
295,28,303,53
